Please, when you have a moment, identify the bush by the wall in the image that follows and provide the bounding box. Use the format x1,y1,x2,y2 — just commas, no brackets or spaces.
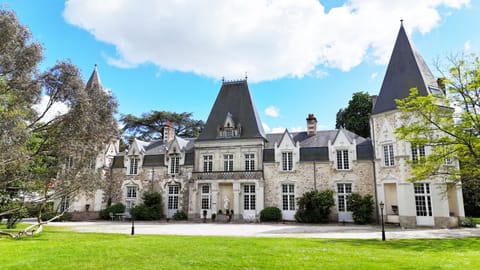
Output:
295,190,335,223
173,210,188,220
130,191,163,220
99,203,126,220
347,193,374,224
461,217,478,228
260,207,282,222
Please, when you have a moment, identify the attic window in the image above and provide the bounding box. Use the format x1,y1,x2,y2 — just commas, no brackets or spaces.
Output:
428,86,443,95
217,113,242,138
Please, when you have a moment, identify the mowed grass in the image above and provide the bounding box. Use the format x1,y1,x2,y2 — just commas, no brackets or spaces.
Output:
0,225,479,270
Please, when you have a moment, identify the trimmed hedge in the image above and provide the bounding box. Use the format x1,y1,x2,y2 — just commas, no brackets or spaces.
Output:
260,207,282,222
295,190,335,223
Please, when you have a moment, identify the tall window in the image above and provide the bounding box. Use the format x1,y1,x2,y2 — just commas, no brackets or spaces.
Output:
411,144,425,164
245,154,255,171
167,185,179,211
282,184,295,211
203,155,213,172
88,158,96,170
224,154,233,172
129,157,139,175
383,144,395,167
282,152,293,171
201,185,211,210
414,183,432,217
65,156,74,169
126,186,137,210
170,155,180,175
337,183,352,212
60,196,70,212
336,150,349,170
244,184,256,210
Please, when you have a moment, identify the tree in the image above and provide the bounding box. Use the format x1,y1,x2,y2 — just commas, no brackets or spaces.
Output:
335,92,372,138
294,190,335,223
0,8,118,238
120,111,204,141
395,54,480,215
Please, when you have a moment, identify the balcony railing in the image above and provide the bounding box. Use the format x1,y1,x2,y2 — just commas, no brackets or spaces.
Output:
192,170,263,180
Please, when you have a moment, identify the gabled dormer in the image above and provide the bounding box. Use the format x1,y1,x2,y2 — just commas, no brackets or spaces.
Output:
125,139,148,175
275,129,300,172
329,129,357,171
165,136,189,176
217,112,242,138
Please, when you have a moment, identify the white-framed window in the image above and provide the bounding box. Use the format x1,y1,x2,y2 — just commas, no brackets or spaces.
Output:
282,184,295,211
203,155,213,172
129,157,139,175
88,158,96,170
282,152,293,171
224,154,233,172
383,144,395,167
65,156,74,169
167,185,179,210
170,155,180,175
411,144,426,164
59,195,70,212
336,150,349,170
245,154,255,171
125,185,138,210
244,184,256,210
444,156,453,166
414,183,432,217
337,183,352,212
201,185,211,210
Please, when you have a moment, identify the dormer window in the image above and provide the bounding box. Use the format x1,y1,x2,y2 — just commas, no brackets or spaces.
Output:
218,112,242,138
129,157,139,175
336,150,350,170
170,155,180,175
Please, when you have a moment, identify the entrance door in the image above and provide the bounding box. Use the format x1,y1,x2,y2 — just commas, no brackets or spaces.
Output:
243,184,256,220
167,185,179,218
200,184,211,218
414,183,434,226
337,183,353,222
281,184,295,220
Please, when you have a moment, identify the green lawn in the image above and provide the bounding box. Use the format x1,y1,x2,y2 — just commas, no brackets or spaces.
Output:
0,225,479,270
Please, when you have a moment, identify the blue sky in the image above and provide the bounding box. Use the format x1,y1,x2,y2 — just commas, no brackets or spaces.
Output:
3,0,479,134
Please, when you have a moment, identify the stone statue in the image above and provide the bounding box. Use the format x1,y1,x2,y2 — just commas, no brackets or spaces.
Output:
223,195,230,210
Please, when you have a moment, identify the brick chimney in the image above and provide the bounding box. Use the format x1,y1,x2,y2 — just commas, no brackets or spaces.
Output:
306,114,317,136
163,121,175,142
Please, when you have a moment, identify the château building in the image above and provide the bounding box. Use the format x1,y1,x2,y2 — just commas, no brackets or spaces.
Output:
68,23,464,228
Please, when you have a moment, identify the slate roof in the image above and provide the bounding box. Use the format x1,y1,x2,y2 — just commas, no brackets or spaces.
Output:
372,22,441,115
85,65,102,91
197,80,266,141
264,129,373,162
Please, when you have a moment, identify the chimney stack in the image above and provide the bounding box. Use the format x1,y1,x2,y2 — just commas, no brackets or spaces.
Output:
306,114,317,136
163,121,175,142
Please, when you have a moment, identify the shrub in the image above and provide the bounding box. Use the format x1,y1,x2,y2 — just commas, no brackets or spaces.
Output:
260,207,282,222
173,210,188,220
99,203,126,220
130,191,163,220
461,217,478,228
347,193,374,224
295,190,335,223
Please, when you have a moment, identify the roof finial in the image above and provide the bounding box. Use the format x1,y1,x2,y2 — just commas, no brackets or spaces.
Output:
222,76,225,83
245,71,248,81
400,18,404,25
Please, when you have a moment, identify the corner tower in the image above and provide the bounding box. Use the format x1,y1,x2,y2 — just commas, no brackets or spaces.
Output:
371,22,464,228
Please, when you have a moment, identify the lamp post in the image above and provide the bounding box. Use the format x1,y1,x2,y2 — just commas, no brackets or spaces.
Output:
379,201,386,241
131,204,135,236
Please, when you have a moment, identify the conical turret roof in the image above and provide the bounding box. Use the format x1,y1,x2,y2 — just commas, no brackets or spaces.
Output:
372,22,441,115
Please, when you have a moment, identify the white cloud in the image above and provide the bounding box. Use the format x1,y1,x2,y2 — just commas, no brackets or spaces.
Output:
265,106,280,118
271,127,287,133
370,72,378,80
464,40,471,51
64,0,470,82
32,96,69,122
262,122,271,133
